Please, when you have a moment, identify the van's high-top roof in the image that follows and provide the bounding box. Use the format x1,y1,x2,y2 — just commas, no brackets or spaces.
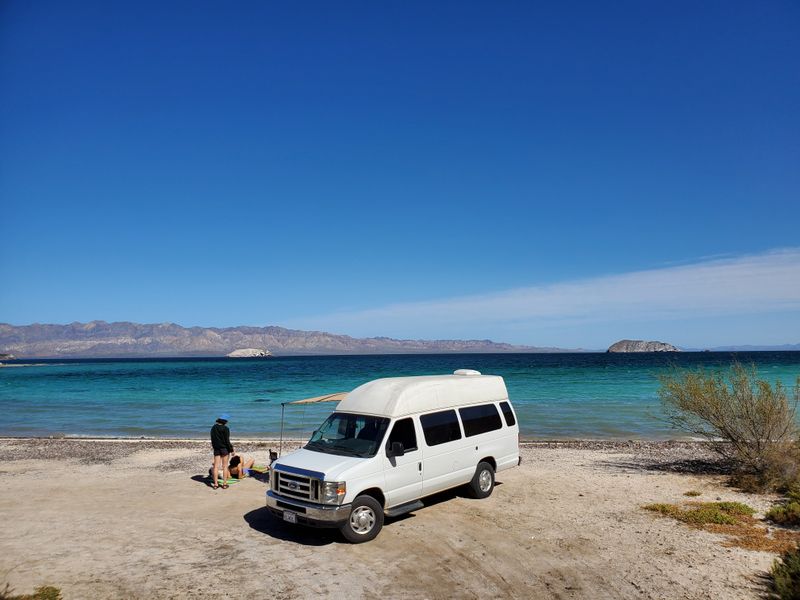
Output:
336,371,508,418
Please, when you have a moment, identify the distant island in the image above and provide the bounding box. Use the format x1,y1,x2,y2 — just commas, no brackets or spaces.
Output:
607,339,680,353
0,321,576,358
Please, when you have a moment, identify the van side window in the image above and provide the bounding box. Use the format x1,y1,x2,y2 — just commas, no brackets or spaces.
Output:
420,410,462,446
499,401,516,427
387,417,417,452
459,403,502,437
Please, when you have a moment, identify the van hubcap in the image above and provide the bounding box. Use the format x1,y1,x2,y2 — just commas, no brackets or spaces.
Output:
350,506,375,534
478,470,492,492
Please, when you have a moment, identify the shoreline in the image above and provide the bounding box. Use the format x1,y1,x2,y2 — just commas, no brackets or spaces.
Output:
0,434,705,443
0,435,706,446
0,437,719,470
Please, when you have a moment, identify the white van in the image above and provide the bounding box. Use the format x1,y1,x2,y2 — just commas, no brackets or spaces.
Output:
266,369,520,542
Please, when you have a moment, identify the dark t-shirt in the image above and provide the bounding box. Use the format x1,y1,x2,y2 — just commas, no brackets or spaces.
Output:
210,423,233,452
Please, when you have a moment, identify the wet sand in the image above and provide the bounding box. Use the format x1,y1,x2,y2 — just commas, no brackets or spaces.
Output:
0,438,783,599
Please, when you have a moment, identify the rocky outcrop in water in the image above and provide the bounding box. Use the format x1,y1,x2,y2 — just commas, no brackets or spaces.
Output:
607,339,680,353
226,348,272,358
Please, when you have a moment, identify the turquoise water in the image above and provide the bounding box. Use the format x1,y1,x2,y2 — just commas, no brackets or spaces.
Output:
0,353,798,440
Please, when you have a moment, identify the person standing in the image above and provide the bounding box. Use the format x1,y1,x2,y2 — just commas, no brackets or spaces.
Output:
210,414,234,489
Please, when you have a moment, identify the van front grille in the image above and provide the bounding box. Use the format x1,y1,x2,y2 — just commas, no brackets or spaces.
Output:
273,469,320,502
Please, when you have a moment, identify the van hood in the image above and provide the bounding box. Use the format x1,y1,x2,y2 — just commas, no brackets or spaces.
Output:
273,447,369,481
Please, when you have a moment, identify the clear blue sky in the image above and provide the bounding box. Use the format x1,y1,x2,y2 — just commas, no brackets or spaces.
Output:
1,1,798,348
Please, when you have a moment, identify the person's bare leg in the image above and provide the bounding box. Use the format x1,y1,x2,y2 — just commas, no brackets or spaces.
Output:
211,455,221,488
244,456,255,473
222,454,230,487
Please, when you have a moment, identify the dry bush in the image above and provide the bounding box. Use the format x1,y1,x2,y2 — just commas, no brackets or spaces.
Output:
0,586,61,600
659,363,800,490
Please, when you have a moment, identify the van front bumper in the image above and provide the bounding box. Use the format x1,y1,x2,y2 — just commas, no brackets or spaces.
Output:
266,490,351,528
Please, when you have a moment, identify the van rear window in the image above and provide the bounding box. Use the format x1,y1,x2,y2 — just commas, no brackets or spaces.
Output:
499,401,516,427
459,404,502,437
420,410,462,446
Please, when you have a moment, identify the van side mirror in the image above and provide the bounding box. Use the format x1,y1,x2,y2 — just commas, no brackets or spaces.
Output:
388,442,405,458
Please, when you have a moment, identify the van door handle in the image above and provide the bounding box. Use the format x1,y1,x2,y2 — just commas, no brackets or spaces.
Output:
418,462,422,471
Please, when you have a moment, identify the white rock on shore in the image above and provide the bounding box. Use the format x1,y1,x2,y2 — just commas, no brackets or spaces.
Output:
226,348,272,358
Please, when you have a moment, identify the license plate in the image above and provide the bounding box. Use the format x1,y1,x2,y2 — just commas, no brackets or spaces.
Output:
283,510,297,524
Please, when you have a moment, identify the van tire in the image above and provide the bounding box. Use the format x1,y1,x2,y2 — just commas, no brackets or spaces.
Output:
339,495,384,543
468,462,495,499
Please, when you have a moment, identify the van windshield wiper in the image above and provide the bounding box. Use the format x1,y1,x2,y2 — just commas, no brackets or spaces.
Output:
325,443,363,457
304,440,360,456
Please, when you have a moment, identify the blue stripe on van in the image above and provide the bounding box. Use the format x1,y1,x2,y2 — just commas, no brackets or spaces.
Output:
273,463,326,480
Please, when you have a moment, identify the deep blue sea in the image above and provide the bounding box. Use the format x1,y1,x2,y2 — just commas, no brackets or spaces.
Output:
1,353,798,440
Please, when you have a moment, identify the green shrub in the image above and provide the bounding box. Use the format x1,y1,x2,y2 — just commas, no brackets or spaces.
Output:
681,506,738,525
684,490,702,497
767,502,800,527
712,501,756,516
772,546,800,600
644,503,682,518
659,363,800,491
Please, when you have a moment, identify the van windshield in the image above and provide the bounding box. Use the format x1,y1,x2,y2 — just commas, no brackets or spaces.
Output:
305,412,390,458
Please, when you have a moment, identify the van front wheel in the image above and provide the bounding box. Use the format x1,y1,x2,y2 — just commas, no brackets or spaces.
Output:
339,495,384,543
469,462,495,499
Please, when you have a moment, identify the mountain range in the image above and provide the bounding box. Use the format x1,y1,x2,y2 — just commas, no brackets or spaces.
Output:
0,321,571,358
0,322,795,358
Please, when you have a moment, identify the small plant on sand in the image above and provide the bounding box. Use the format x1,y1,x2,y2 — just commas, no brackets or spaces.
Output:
643,501,752,526
772,545,800,600
643,501,800,553
659,363,800,491
767,487,800,527
0,585,62,600
768,503,800,527
643,503,683,518
713,501,756,516
683,490,702,497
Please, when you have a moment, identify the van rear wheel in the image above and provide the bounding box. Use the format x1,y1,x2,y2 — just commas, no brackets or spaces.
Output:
468,462,495,499
339,495,384,543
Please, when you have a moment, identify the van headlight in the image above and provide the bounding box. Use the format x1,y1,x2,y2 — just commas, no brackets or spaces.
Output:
322,481,346,505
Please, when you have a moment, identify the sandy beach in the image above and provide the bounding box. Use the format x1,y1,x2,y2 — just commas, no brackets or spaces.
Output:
0,438,787,599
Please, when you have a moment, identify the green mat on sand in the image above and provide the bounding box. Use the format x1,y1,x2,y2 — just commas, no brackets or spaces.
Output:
250,465,270,473
214,477,240,485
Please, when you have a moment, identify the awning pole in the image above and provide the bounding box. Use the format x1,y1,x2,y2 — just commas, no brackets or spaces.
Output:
279,403,285,457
